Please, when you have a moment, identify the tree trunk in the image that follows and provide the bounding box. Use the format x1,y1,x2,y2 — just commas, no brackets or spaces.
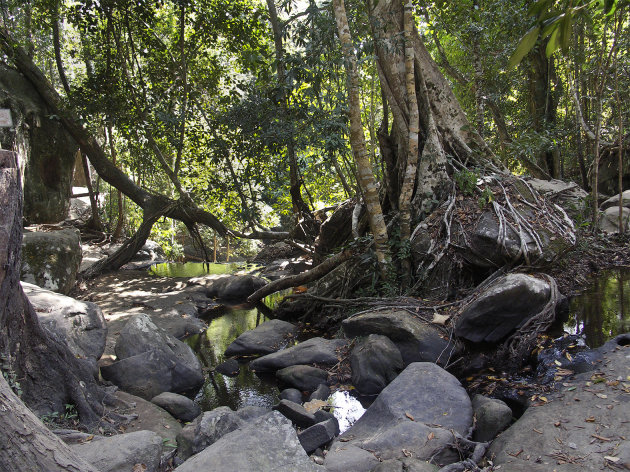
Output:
398,0,419,284
333,0,391,278
0,150,117,428
0,373,98,472
368,0,500,220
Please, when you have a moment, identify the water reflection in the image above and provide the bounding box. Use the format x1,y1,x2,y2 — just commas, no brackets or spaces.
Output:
566,266,630,348
148,262,260,278
329,390,366,434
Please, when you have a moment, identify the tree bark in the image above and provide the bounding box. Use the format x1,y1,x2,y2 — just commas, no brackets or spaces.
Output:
248,247,356,303
333,0,391,278
398,0,419,284
0,150,117,428
0,373,99,472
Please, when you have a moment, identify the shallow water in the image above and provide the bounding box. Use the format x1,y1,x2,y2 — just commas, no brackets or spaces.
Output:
148,261,259,278
566,266,630,348
185,291,288,411
329,390,366,434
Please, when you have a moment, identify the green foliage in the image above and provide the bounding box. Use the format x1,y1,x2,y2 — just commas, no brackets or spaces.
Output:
454,169,480,196
478,186,494,209
2,370,22,397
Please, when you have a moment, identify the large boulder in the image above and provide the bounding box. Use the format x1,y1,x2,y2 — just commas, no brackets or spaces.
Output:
350,334,403,395
324,363,472,470
177,407,243,460
250,337,347,372
0,64,78,224
489,335,630,471
115,391,182,445
150,392,201,423
471,395,512,442
188,274,266,300
342,310,457,366
599,206,630,233
225,319,297,357
527,178,589,221
101,314,203,399
70,430,163,472
276,365,329,392
176,411,322,472
20,228,81,294
455,273,551,343
600,189,630,211
22,282,106,362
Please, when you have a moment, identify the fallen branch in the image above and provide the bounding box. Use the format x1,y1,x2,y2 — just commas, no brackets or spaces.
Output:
247,248,356,303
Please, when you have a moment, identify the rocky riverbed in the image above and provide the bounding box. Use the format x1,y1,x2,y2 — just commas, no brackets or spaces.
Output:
18,242,623,472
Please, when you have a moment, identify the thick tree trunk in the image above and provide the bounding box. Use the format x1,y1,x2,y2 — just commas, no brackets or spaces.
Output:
398,0,419,284
0,374,98,472
333,0,391,277
368,0,501,220
0,150,117,428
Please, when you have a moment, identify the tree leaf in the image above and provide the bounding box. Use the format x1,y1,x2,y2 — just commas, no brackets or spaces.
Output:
546,27,561,57
509,26,540,69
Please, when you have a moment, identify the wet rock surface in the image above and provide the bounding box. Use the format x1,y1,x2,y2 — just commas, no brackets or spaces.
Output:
276,365,329,392
188,274,266,300
250,337,347,372
224,319,297,357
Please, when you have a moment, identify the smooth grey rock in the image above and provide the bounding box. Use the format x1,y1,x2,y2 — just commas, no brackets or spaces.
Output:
225,319,297,357
21,228,81,294
309,384,331,402
599,206,630,233
150,392,201,423
175,412,322,472
215,358,240,376
280,388,303,404
188,274,266,300
350,334,403,395
23,282,106,362
235,406,269,422
314,409,336,425
489,338,630,471
343,310,456,366
371,458,439,472
276,365,329,391
527,178,588,221
177,407,243,460
600,189,630,210
71,430,163,472
471,395,512,442
298,418,338,453
102,314,203,399
455,273,551,343
114,391,181,445
101,348,204,400
273,399,316,428
324,444,379,472
250,337,347,372
325,363,471,469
